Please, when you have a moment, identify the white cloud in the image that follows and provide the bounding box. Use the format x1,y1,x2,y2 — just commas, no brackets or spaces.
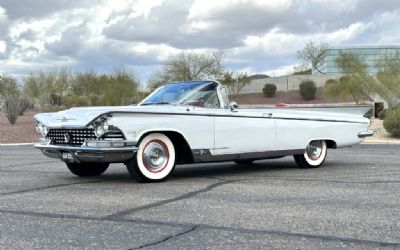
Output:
0,40,6,53
1,0,400,80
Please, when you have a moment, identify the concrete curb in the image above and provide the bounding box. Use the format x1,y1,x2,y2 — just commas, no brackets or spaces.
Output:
362,139,400,145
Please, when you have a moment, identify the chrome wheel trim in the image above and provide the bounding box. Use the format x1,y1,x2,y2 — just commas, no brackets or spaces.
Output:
306,140,323,160
142,140,169,173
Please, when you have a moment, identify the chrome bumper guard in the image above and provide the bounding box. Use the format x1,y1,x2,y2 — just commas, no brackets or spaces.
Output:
358,130,374,138
34,141,138,163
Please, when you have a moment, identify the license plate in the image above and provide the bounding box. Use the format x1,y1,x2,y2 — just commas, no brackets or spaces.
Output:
61,152,74,162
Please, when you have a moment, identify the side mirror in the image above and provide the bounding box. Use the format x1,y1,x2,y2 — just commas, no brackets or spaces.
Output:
229,101,239,111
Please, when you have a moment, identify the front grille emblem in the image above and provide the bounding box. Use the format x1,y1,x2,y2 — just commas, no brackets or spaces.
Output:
64,133,71,143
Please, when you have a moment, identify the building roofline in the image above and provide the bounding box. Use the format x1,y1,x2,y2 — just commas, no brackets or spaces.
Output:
329,45,400,50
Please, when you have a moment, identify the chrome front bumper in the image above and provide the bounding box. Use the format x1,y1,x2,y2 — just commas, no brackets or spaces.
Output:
34,142,138,163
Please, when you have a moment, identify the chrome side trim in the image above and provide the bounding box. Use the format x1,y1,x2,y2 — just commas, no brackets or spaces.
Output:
358,130,374,138
192,149,305,163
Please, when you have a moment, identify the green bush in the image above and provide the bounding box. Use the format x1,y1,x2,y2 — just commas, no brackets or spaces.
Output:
383,107,400,138
377,109,387,120
299,80,317,100
19,97,34,116
325,79,338,87
262,83,277,97
3,93,21,124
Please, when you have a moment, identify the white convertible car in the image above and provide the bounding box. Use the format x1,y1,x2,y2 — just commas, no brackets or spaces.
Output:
34,80,373,182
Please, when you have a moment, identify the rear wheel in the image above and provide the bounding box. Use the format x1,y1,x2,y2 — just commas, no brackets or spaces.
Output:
126,133,176,182
66,162,109,176
294,140,327,168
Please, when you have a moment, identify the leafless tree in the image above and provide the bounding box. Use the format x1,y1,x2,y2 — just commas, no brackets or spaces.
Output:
148,50,224,90
297,41,330,74
219,71,251,96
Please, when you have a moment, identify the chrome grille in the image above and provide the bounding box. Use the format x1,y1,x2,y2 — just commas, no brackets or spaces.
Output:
47,128,96,146
46,128,126,146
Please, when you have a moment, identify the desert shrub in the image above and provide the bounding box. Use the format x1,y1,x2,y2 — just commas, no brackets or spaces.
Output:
262,83,277,97
63,95,90,108
325,79,339,87
364,108,373,119
3,93,21,124
383,107,400,138
19,97,34,116
377,109,387,120
299,80,317,100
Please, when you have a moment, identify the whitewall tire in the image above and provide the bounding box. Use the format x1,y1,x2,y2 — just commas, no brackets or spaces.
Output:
126,133,176,182
294,140,327,168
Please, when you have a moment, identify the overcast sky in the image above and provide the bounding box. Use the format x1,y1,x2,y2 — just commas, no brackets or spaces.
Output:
1,0,400,83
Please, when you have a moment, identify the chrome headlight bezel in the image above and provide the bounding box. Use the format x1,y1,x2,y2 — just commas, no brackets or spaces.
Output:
93,116,111,138
35,122,49,137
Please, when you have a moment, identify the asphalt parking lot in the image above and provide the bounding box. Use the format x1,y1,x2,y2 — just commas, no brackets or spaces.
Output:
1,144,400,249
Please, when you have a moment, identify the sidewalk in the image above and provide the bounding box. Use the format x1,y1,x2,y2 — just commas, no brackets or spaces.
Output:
363,118,400,144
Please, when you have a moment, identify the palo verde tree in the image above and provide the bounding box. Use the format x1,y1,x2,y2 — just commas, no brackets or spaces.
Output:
328,50,400,108
373,52,400,108
324,51,368,104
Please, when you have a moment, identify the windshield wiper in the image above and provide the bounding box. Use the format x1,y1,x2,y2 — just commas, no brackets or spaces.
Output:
140,101,176,106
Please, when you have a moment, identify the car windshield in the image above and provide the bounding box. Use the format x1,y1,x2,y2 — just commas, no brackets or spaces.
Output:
140,81,220,108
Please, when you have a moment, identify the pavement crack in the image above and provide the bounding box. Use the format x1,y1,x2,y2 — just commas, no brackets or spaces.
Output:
130,226,198,249
228,176,400,185
105,180,235,220
1,179,107,196
2,209,400,248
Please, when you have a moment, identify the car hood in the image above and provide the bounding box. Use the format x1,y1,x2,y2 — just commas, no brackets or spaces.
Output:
34,105,188,128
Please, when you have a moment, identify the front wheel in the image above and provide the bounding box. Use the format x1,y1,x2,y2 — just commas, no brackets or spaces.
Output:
126,133,176,182
294,140,327,168
66,162,109,176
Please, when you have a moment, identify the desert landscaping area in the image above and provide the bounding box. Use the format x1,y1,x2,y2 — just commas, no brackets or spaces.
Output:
0,110,40,144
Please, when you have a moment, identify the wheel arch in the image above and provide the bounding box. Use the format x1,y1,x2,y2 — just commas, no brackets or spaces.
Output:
139,130,194,164
306,138,337,149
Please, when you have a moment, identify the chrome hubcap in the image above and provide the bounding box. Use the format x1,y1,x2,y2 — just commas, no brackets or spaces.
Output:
143,141,168,172
306,141,323,160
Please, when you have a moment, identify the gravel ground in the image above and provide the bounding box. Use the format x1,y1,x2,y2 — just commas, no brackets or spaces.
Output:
0,110,40,144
